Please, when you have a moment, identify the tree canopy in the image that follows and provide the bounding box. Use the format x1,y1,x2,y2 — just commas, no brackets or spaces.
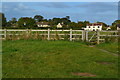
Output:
17,17,36,29
34,15,44,22
111,20,120,30
1,13,120,30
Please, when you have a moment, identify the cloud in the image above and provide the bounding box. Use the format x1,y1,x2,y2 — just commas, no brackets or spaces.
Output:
76,2,118,14
2,2,38,20
1,2,118,25
37,2,71,8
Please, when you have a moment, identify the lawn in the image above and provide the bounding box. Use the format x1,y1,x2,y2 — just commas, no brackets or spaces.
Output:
2,40,118,78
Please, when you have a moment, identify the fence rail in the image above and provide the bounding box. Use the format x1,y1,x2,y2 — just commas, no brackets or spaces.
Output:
0,29,118,44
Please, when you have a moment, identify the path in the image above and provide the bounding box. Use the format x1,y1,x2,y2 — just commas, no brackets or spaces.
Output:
89,45,118,56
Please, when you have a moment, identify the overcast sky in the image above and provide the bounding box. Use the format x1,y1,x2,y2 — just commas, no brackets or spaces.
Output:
1,2,118,25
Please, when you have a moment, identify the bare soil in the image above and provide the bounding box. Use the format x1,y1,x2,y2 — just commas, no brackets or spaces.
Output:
71,72,96,77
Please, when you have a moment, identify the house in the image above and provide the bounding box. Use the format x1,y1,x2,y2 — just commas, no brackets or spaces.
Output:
117,24,120,30
57,23,63,28
84,23,102,31
36,22,50,27
106,25,111,30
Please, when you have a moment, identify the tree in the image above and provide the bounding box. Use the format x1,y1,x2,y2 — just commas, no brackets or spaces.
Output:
49,17,71,29
111,20,120,30
0,13,7,27
11,18,17,23
7,18,17,27
97,22,107,30
17,17,36,29
34,15,44,22
68,22,80,29
84,21,90,26
66,16,70,20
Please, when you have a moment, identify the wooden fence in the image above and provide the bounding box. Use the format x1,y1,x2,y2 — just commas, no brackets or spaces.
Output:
0,29,118,44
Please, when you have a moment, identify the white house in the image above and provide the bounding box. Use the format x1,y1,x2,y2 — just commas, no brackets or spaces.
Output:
106,25,111,30
36,22,50,27
57,23,62,28
84,23,102,31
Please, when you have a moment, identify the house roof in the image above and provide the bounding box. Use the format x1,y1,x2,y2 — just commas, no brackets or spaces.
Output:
87,23,102,26
36,22,49,25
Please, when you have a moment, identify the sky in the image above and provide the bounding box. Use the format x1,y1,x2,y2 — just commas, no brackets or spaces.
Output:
1,2,119,25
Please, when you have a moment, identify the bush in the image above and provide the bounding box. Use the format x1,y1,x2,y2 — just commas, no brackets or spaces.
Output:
105,36,118,43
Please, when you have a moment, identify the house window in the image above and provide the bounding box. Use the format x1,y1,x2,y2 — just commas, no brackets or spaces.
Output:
93,26,95,28
89,26,90,28
98,26,100,28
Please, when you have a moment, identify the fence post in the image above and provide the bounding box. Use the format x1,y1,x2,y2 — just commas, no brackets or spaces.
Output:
48,28,50,40
82,30,85,41
97,31,100,44
86,31,88,41
26,29,29,38
4,29,7,39
70,29,72,41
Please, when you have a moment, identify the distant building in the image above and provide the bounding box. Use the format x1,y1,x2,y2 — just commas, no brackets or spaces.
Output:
36,22,50,27
117,24,120,30
106,25,111,30
57,23,63,28
84,23,102,31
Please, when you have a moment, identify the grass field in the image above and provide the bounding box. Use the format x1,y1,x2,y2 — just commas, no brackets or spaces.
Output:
2,40,118,78
96,42,118,54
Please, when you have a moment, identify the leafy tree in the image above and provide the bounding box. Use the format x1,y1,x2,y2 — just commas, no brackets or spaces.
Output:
7,18,17,27
68,22,80,29
66,16,70,20
17,17,36,29
111,20,120,30
78,21,85,28
97,22,107,30
11,18,17,23
49,17,71,29
0,13,7,27
34,15,44,22
83,21,90,26
61,18,71,25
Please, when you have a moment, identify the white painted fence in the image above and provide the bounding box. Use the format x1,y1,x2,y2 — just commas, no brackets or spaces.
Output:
0,29,118,44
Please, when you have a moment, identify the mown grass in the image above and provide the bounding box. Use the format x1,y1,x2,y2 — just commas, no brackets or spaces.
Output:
2,40,118,78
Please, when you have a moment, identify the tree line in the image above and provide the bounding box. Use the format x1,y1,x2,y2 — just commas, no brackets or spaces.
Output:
0,13,120,30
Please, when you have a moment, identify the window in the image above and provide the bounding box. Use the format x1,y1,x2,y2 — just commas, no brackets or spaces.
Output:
98,26,100,28
89,26,90,28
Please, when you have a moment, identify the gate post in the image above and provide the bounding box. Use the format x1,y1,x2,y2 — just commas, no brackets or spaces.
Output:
82,30,85,41
86,31,88,41
70,29,72,41
97,31,100,44
48,28,50,40
4,29,7,40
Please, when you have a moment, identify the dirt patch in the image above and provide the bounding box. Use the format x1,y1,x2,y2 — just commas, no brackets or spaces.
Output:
71,72,96,77
96,61,114,65
89,45,95,47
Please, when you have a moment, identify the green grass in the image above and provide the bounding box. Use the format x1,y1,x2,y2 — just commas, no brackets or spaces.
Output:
2,40,118,78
